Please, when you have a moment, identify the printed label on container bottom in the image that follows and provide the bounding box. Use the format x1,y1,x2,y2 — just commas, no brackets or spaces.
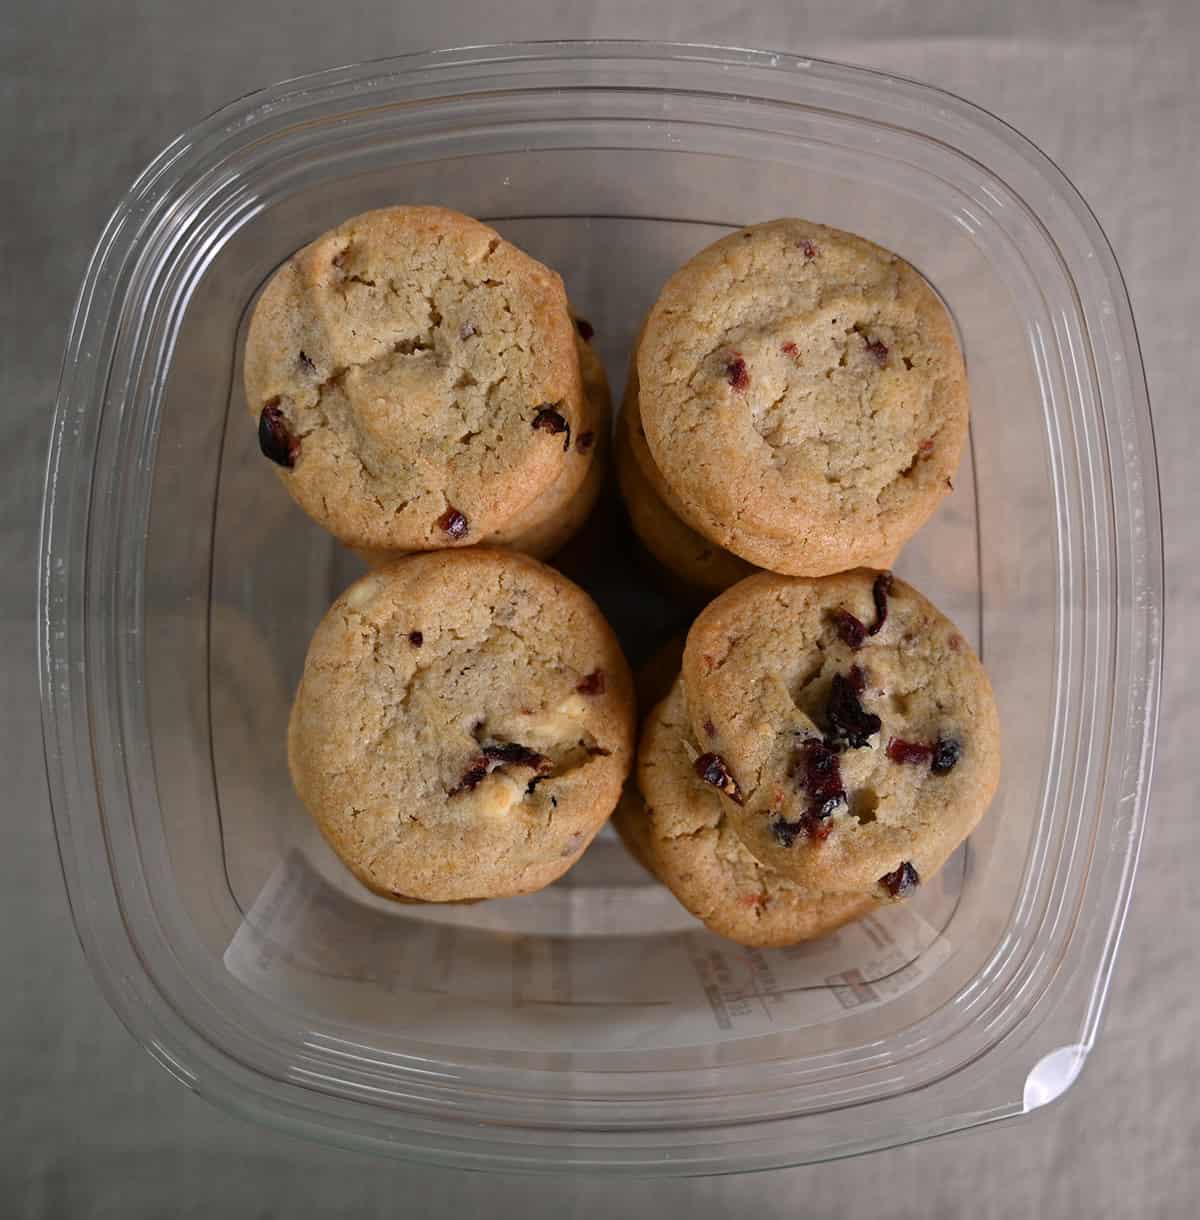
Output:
224,851,954,1052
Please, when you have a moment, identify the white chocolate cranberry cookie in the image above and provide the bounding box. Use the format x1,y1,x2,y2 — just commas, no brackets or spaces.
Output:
680,569,1000,902
245,206,584,551
288,549,635,901
637,219,968,575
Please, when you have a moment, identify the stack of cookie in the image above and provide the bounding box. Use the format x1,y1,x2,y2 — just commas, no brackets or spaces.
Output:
614,570,1000,946
616,219,968,590
244,205,608,562
613,221,998,946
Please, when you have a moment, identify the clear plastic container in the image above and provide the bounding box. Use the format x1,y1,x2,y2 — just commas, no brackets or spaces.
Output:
39,42,1162,1174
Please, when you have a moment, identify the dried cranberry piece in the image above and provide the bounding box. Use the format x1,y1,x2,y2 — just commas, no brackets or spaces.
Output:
864,337,889,366
773,811,832,847
436,507,469,539
832,608,867,650
575,430,596,453
532,405,571,451
886,737,933,766
773,739,847,848
451,741,551,796
725,355,750,391
781,341,798,357
880,861,920,898
576,670,605,696
258,401,300,468
868,571,893,636
575,317,594,340
805,812,835,841
694,753,744,805
448,756,490,796
482,742,550,771
799,239,818,259
931,739,961,775
794,738,846,817
408,631,423,648
826,671,880,749
886,734,961,774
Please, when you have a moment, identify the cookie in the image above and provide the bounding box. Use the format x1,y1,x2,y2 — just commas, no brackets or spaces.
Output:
680,569,1000,900
615,680,876,947
287,549,635,901
637,219,968,574
358,332,611,566
244,205,584,551
616,374,757,594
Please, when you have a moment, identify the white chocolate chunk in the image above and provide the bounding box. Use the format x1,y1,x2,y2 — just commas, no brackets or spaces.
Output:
344,574,385,611
475,771,525,819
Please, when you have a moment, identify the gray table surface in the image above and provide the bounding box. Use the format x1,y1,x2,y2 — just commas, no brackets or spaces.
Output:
3,1,1195,1215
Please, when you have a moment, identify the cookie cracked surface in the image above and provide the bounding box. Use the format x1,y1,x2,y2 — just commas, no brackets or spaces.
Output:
288,549,635,901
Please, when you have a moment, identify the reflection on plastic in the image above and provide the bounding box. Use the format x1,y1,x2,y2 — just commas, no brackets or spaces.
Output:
224,851,955,1052
1023,1044,1089,1111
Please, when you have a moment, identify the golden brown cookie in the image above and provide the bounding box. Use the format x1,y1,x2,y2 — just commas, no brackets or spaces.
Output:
244,206,583,551
288,549,635,901
680,569,1000,901
637,219,967,574
615,679,876,947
